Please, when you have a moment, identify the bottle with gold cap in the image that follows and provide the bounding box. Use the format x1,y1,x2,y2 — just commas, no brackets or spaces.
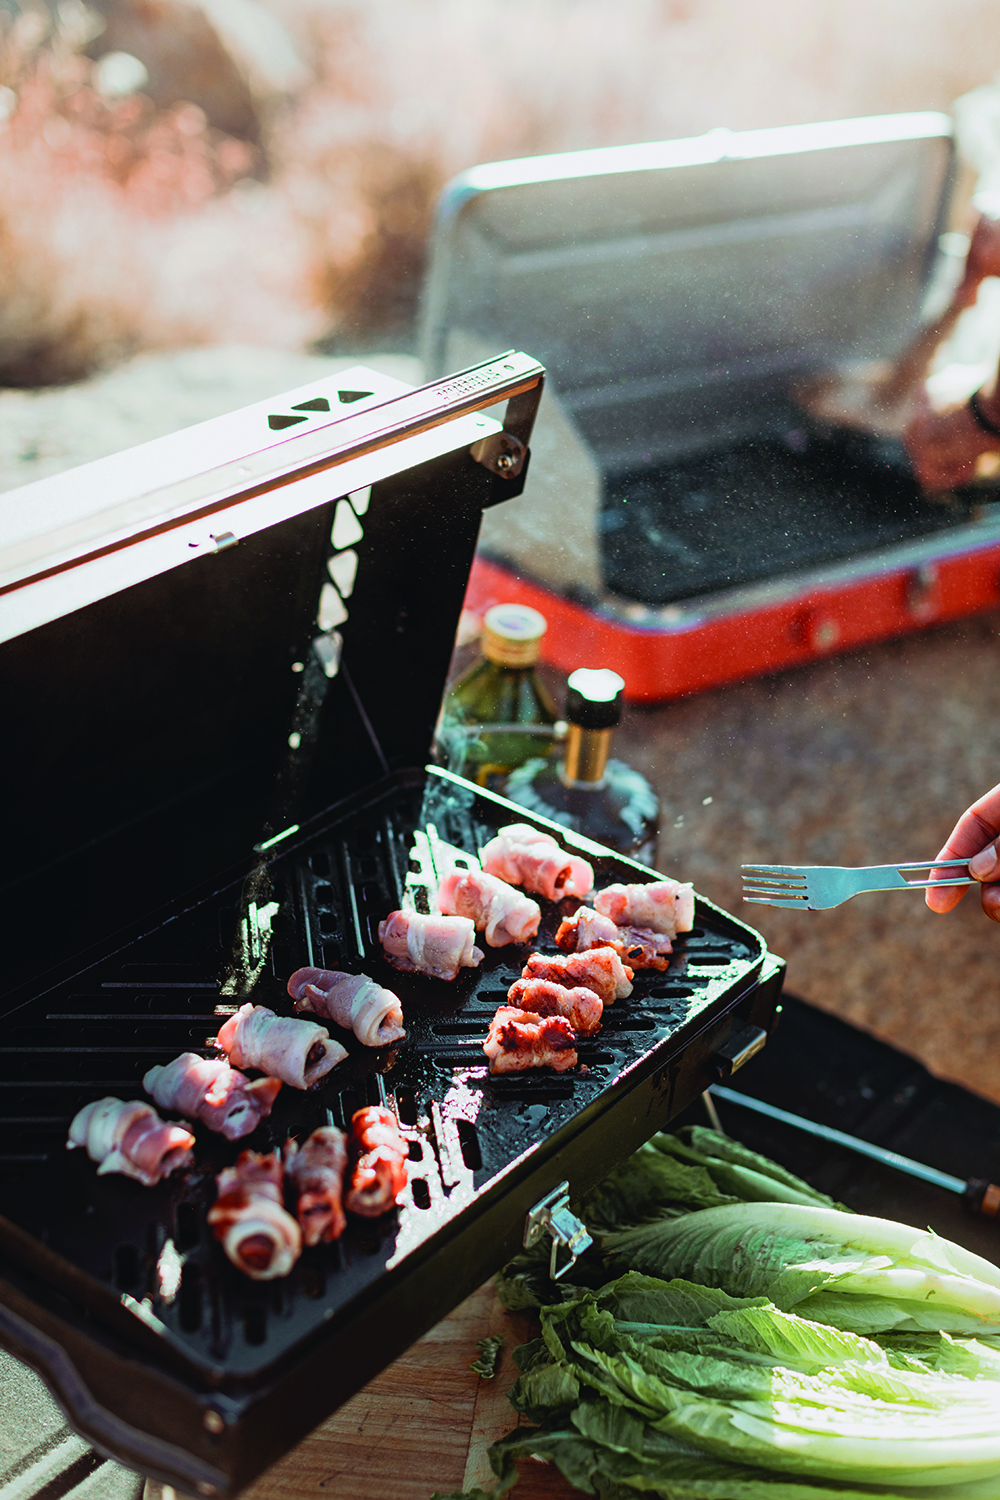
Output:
435,603,559,789
503,668,659,865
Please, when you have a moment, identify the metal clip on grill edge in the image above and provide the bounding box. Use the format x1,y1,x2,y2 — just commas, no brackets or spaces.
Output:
523,1181,593,1281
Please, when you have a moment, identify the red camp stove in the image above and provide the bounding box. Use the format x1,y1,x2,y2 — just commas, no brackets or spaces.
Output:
420,112,1000,700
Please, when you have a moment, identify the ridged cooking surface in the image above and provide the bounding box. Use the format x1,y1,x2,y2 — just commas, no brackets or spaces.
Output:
0,770,761,1383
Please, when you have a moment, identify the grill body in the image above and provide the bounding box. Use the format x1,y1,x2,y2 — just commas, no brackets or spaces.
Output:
0,353,783,1495
0,768,780,1495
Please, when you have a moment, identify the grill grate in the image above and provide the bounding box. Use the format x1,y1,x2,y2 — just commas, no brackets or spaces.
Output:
0,769,762,1389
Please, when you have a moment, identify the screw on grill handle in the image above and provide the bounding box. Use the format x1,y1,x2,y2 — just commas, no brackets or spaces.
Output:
523,1181,593,1281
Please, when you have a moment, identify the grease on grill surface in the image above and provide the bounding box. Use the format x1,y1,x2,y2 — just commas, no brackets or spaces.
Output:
0,770,759,1379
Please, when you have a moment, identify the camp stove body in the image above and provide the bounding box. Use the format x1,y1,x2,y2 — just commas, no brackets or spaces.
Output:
0,355,782,1496
421,112,1000,700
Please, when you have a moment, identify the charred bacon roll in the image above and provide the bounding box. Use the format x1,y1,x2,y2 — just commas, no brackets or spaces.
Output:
554,906,673,971
437,867,540,947
208,1149,301,1281
215,1003,347,1089
594,879,694,938
284,1126,349,1245
506,976,603,1034
520,946,633,1004
343,1106,408,1218
67,1098,195,1186
287,968,405,1047
143,1053,281,1141
483,1007,578,1074
378,910,484,981
479,824,593,902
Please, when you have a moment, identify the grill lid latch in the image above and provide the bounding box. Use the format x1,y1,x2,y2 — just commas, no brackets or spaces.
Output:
524,1181,593,1281
711,1023,768,1079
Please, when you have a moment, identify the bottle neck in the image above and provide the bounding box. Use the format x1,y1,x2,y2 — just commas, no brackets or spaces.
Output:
560,724,612,787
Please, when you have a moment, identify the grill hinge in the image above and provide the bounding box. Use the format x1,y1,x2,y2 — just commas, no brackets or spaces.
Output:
523,1181,593,1281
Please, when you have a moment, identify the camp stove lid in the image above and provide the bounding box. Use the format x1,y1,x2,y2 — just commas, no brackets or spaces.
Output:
420,113,954,467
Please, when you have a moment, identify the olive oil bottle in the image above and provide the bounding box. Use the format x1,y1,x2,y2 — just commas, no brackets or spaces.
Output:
436,604,559,789
503,668,659,865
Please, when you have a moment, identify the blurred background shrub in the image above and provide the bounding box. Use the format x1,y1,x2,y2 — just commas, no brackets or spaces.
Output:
4,0,1000,387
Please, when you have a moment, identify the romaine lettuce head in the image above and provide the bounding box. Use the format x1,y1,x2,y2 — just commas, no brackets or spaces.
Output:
603,1203,1000,1336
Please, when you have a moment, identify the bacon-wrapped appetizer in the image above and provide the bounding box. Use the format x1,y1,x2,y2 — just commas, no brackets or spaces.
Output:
378,910,484,981
208,1149,301,1280
480,824,593,902
143,1053,282,1141
343,1106,408,1218
215,1004,347,1090
67,1097,195,1186
555,906,673,971
437,867,540,947
594,878,694,938
506,976,603,1034
484,1007,578,1074
520,947,633,1004
284,1126,348,1244
287,968,405,1047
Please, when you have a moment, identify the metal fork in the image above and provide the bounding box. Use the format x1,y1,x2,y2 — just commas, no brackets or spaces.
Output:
741,858,976,910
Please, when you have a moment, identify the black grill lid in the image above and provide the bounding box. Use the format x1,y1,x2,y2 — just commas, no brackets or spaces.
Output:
0,353,543,996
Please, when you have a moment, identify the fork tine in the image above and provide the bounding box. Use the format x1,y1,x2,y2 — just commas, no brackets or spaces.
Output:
742,878,808,890
740,864,809,877
743,896,810,909
740,882,808,896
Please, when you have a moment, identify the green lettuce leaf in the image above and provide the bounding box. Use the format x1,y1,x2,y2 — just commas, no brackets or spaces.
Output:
603,1203,1000,1336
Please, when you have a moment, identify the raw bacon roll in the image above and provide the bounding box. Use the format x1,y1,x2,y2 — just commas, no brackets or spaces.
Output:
67,1098,195,1186
343,1106,408,1218
378,910,484,981
554,906,622,952
506,977,603,1034
284,1126,348,1244
555,907,673,971
483,1007,578,1074
143,1053,281,1141
208,1149,301,1281
479,824,593,902
594,879,694,938
613,927,674,970
437,867,540,947
520,947,633,1004
287,967,405,1047
215,1004,347,1090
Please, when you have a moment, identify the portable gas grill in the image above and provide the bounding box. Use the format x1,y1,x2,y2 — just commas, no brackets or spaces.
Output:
0,353,783,1496
421,112,1000,700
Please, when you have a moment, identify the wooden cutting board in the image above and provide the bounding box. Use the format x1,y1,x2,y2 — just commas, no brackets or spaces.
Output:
145,1281,572,1500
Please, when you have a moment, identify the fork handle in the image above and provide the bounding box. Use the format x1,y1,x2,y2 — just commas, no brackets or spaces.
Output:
890,859,974,870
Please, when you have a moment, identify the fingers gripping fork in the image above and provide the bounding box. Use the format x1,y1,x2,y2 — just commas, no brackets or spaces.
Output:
741,859,976,911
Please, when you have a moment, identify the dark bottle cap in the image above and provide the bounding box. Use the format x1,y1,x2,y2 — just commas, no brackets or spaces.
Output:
565,668,625,730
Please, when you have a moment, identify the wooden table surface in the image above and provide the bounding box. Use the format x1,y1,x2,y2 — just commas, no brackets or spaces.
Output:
146,1282,564,1500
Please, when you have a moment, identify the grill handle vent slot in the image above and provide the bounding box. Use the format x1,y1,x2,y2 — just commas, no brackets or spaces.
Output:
523,1181,592,1282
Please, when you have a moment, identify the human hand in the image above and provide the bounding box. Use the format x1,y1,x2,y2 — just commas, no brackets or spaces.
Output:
956,212,1000,304
904,396,1000,490
926,782,1000,920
